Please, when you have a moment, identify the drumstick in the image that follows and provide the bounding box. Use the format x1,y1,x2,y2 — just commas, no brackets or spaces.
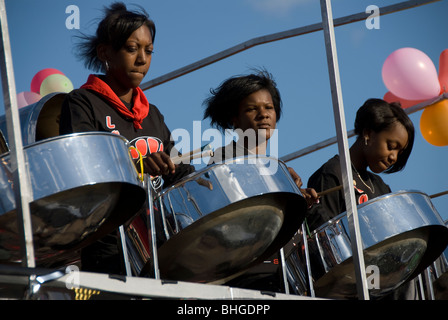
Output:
170,144,212,164
171,149,214,165
430,190,448,199
182,143,212,158
317,185,343,197
317,187,448,199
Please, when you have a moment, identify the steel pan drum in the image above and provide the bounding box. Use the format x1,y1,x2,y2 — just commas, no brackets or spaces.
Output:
287,190,448,299
132,156,307,283
0,92,65,147
0,132,146,263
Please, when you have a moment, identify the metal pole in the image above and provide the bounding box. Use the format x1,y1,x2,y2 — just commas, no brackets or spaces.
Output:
118,226,132,277
301,222,315,297
425,267,435,300
146,175,160,280
0,0,35,268
417,274,426,299
279,248,289,294
140,0,439,91
320,0,369,299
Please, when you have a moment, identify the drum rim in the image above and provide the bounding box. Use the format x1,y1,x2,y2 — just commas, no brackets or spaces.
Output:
308,189,429,236
149,191,307,282
1,131,130,155
157,154,289,196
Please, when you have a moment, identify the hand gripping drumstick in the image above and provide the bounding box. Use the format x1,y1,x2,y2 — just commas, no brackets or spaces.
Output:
317,185,343,197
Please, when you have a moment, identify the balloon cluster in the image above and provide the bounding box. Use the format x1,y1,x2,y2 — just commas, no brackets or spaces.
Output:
16,68,74,109
382,48,448,147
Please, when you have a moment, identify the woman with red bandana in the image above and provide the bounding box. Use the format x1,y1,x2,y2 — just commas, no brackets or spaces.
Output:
59,2,193,275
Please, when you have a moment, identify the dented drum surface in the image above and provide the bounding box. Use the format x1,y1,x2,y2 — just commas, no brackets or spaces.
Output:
288,190,448,299
0,132,146,263
134,156,308,283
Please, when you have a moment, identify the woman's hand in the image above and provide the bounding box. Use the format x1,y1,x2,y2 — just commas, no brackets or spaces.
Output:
288,166,319,207
142,151,176,176
288,166,303,188
299,187,319,208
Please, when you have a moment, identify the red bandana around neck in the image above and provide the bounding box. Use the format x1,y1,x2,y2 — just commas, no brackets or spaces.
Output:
81,74,149,129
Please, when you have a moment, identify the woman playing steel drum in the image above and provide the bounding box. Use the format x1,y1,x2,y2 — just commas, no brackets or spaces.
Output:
59,2,194,275
204,69,318,206
203,68,319,292
306,98,417,299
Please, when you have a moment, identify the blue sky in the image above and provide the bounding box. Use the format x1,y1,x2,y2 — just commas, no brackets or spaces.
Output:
2,0,448,222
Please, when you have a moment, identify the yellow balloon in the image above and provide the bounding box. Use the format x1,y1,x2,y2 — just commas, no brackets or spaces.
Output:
39,73,74,96
420,99,448,146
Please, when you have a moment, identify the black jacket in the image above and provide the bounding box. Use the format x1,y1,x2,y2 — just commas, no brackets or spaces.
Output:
60,87,194,187
306,154,391,232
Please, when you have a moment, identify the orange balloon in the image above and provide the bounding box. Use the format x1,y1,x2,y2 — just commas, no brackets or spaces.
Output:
439,49,448,93
420,99,448,146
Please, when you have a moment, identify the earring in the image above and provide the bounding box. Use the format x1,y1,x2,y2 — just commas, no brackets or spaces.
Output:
364,137,369,146
105,61,110,71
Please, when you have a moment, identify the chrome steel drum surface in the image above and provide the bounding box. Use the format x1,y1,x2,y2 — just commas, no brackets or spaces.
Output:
0,132,146,263
285,230,309,296
134,156,307,283
290,190,448,299
0,92,65,147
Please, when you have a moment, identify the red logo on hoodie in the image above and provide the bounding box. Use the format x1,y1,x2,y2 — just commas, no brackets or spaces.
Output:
129,136,164,160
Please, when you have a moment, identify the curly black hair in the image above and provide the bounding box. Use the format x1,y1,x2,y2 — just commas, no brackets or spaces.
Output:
203,68,282,132
74,2,156,72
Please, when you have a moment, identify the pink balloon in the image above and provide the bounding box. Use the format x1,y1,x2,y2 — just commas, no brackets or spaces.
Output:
383,91,425,109
16,91,41,108
30,68,64,94
439,49,448,93
382,48,440,100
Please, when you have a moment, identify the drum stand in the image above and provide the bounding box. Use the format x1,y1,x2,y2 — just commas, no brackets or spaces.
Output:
146,175,161,279
424,268,436,300
118,174,161,279
416,265,439,300
118,226,132,277
281,221,316,297
279,248,289,294
301,222,316,297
